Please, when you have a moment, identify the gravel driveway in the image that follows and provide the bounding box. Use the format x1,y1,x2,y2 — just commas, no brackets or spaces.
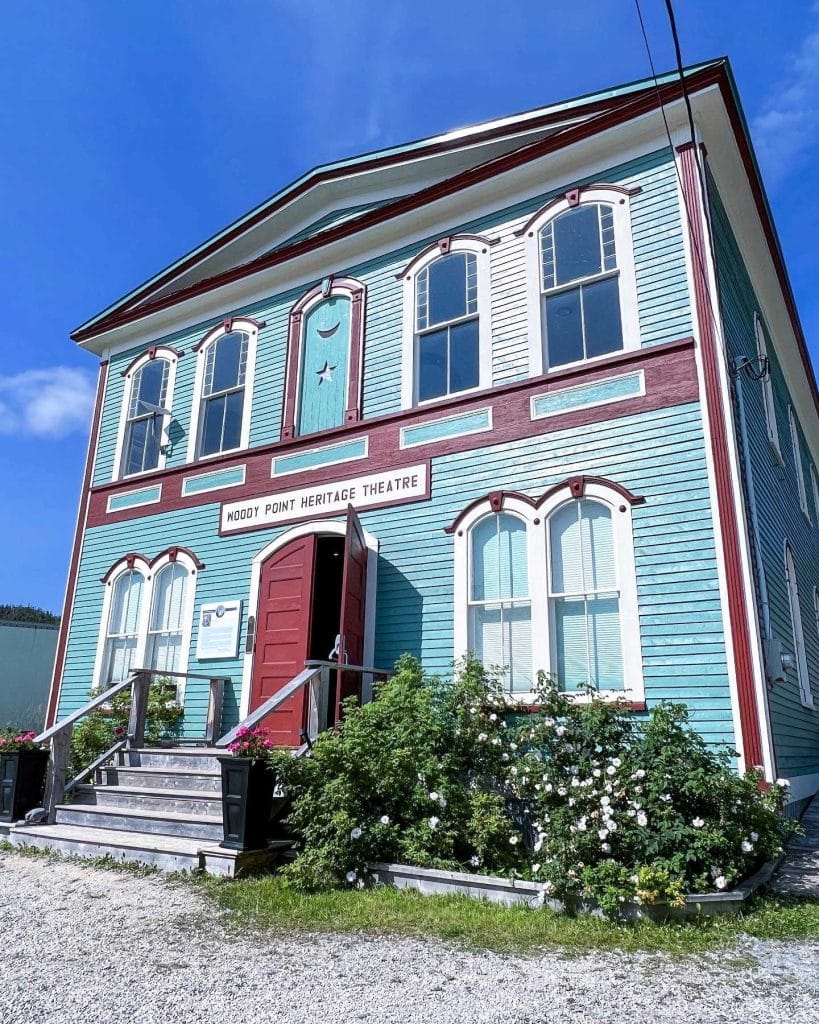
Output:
0,849,816,1024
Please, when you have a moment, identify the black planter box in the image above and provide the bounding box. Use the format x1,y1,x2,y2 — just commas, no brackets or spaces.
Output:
0,749,49,823
217,756,274,851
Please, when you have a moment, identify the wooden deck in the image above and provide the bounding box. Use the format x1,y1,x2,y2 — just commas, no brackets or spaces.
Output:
770,797,819,898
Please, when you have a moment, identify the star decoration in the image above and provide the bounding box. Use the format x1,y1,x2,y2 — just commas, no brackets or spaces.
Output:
316,361,336,384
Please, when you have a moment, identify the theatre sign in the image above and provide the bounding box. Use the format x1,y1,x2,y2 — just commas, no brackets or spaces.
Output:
220,463,429,534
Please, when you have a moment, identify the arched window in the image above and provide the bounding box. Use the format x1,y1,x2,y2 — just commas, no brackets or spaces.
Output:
788,407,810,519
524,187,639,374
146,561,190,674
547,499,622,691
189,319,260,460
102,568,146,683
400,237,492,408
784,544,813,708
468,512,532,691
114,348,180,480
755,314,781,457
451,478,643,698
93,550,200,690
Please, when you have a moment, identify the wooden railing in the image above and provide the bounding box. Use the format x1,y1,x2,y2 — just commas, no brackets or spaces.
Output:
216,660,390,752
35,668,229,822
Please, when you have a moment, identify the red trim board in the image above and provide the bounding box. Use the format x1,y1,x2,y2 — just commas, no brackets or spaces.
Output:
677,143,764,770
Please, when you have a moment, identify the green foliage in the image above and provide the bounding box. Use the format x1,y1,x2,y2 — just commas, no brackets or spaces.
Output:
272,659,797,917
0,604,59,624
67,682,184,780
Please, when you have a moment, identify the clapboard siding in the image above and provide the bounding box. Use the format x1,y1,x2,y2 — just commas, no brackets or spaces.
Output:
710,178,819,779
92,148,691,484
64,400,735,746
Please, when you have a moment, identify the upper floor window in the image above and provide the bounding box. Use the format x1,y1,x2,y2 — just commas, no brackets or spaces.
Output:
789,406,809,519
754,314,781,458
115,348,179,480
452,478,644,698
188,319,260,461
399,237,492,408
523,186,639,375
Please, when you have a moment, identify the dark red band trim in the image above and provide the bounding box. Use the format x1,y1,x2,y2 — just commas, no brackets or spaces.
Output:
678,145,764,769
120,345,184,378
87,338,697,529
99,545,205,584
46,360,109,728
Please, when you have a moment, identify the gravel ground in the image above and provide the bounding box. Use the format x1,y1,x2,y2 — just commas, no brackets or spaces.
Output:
0,850,817,1024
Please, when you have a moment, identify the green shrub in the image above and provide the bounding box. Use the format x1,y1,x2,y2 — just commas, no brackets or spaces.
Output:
67,682,184,780
273,660,797,914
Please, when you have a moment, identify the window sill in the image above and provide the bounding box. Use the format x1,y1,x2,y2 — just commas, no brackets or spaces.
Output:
501,694,646,712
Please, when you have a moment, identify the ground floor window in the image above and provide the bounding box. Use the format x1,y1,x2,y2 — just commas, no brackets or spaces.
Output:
95,550,199,687
454,479,643,698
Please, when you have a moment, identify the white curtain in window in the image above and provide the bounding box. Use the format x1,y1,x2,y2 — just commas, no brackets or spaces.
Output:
104,570,145,683
469,513,532,691
146,562,188,674
549,500,623,691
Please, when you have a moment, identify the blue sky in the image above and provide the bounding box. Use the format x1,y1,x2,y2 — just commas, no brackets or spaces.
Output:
2,0,819,613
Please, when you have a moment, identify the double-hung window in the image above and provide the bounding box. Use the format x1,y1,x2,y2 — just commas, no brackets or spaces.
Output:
468,512,532,691
400,237,491,408
789,407,810,519
755,314,781,458
454,480,643,699
95,551,199,689
524,187,639,375
784,544,813,708
115,348,179,480
189,319,259,461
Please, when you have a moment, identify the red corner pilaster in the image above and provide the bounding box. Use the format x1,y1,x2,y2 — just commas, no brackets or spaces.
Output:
677,143,764,769
46,359,109,728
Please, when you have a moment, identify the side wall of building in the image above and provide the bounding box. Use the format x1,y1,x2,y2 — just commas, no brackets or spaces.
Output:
710,179,819,795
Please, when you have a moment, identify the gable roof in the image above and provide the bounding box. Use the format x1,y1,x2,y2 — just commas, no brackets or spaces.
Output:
72,60,724,344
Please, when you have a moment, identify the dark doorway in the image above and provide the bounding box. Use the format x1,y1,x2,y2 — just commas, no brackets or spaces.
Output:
308,535,345,661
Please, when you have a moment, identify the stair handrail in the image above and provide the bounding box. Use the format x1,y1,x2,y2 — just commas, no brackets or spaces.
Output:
216,666,322,748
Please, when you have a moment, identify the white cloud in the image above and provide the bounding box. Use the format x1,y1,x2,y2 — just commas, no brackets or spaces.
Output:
0,367,95,439
752,22,819,187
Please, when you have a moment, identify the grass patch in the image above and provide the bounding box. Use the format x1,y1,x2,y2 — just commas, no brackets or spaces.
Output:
203,877,819,955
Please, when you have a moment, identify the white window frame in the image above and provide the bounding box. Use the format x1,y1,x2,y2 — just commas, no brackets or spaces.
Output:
524,188,640,377
400,237,492,409
113,351,179,481
92,551,199,699
811,466,819,527
453,481,644,701
187,319,259,462
789,406,810,520
784,543,814,709
754,313,782,461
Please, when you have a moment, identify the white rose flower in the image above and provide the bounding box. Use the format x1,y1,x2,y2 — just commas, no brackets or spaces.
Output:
741,840,753,853
635,768,646,779
469,707,478,714
510,766,518,776
606,765,616,776
509,835,519,846
534,839,543,853
601,842,612,854
350,827,362,840
612,757,622,768
429,791,439,801
577,818,588,832
491,737,501,746
598,828,609,840
380,815,390,825
346,870,357,883
439,795,447,808
714,875,727,890
692,817,705,828
600,795,611,806
555,725,567,737
469,855,481,867
557,786,567,796
429,816,440,830
510,742,518,751
776,778,791,789
544,783,553,793
489,713,497,721
660,793,672,802
532,862,541,873
607,819,618,832
543,880,556,895
593,768,602,778
627,808,636,818
501,753,510,762
750,832,759,843
477,733,488,742
636,811,648,827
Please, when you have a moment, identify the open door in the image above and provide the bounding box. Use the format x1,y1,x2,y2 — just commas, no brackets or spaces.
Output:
250,534,316,745
335,505,368,721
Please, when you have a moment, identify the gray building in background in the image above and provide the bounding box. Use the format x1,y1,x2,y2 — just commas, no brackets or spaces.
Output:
0,620,58,730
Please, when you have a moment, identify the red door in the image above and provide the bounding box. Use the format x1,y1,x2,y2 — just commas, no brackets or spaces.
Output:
335,505,369,720
250,535,316,746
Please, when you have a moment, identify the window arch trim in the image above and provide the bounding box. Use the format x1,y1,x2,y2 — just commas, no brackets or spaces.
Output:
187,318,261,462
281,276,367,440
113,348,181,481
452,479,644,700
523,185,640,377
400,236,493,409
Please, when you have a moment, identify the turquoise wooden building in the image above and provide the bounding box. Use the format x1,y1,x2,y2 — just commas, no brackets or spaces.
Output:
43,58,819,827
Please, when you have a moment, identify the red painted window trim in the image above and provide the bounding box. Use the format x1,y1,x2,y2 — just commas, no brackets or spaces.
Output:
394,233,497,281
281,277,367,440
120,345,184,378
99,545,205,584
677,142,764,770
514,183,642,238
46,360,109,728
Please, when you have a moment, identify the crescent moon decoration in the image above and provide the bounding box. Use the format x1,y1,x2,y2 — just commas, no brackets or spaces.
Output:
317,323,340,339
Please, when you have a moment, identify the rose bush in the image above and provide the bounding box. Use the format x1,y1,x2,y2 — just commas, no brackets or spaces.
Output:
272,658,797,914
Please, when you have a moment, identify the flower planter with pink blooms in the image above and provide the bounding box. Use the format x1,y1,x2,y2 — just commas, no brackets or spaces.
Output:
0,733,49,823
218,726,277,851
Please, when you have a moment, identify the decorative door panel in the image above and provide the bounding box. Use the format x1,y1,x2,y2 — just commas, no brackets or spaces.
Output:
336,505,368,720
297,297,352,436
251,535,316,746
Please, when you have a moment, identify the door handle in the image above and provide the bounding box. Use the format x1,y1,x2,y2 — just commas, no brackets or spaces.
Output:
245,615,256,654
